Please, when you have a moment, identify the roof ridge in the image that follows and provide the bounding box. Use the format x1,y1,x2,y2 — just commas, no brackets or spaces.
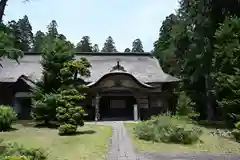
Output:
23,52,153,57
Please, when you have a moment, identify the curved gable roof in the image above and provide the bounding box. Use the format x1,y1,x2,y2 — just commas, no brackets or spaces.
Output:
79,53,180,83
87,72,154,88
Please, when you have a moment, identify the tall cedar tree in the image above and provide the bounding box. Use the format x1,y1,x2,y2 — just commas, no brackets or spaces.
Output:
7,20,22,50
153,14,181,76
154,0,240,120
32,30,45,52
6,15,33,52
47,20,58,39
0,0,25,66
212,17,240,117
101,36,117,52
75,36,93,52
17,15,33,51
124,48,131,52
0,0,7,22
132,39,144,52
0,23,23,66
92,44,99,52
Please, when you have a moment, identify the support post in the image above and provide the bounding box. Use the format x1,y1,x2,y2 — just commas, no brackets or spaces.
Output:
133,104,138,121
95,94,100,121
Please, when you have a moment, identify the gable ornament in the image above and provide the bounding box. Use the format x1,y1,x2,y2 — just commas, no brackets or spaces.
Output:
110,60,126,72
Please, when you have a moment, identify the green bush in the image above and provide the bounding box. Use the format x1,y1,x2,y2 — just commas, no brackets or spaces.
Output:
31,93,58,125
231,121,240,142
1,143,47,160
176,92,194,116
226,113,240,128
232,129,240,142
2,156,30,160
58,123,77,135
0,142,47,160
134,115,202,144
234,121,240,130
56,87,85,135
0,106,17,131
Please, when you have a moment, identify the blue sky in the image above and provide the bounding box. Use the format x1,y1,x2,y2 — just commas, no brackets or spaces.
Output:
4,0,179,52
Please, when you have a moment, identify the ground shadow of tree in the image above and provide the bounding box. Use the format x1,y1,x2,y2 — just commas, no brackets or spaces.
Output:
193,120,230,129
15,120,59,129
1,127,18,132
59,130,96,136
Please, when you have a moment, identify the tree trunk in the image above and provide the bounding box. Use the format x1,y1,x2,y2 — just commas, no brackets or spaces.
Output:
0,0,8,22
205,74,214,120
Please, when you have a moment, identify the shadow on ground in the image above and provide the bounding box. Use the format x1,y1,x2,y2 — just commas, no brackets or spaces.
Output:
137,152,240,160
195,121,231,129
0,127,18,132
16,120,59,129
59,130,96,136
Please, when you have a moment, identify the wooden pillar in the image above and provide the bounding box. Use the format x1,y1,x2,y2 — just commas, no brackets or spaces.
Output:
95,94,100,121
134,93,141,121
133,104,138,121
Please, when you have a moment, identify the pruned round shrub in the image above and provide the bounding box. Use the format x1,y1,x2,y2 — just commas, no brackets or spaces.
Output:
0,105,17,131
134,115,202,144
58,124,77,135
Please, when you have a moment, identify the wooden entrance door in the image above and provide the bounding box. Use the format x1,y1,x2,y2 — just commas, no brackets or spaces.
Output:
99,96,135,120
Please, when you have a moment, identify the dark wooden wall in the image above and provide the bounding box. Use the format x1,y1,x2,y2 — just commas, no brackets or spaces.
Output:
0,82,14,106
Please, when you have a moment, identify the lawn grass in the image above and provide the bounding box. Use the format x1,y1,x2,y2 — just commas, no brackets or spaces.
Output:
0,122,112,160
125,122,240,154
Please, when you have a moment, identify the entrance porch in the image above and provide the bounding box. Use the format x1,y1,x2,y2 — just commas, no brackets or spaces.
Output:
85,61,166,121
99,92,137,121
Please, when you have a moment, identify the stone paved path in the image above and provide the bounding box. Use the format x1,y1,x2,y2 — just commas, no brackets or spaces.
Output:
86,121,240,160
107,121,137,160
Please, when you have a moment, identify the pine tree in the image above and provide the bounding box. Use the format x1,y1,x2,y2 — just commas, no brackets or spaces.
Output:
56,58,91,135
31,37,91,135
31,38,75,125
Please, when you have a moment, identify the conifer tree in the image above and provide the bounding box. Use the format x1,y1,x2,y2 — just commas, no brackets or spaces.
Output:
31,37,91,135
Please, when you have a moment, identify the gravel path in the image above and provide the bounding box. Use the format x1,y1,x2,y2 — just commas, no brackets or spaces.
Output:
87,121,240,160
